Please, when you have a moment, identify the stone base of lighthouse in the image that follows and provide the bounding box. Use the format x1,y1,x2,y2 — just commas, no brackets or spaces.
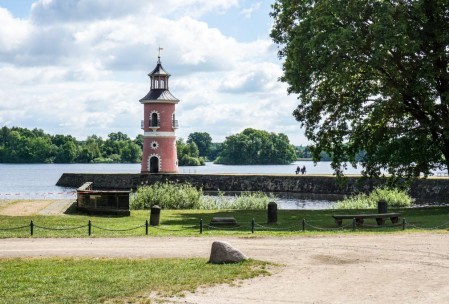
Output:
141,137,178,173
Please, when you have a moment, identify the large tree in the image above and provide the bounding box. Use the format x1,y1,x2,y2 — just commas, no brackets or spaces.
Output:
187,132,212,158
270,0,449,178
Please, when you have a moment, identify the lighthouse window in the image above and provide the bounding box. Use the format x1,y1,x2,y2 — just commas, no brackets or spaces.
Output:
160,80,165,89
150,112,159,127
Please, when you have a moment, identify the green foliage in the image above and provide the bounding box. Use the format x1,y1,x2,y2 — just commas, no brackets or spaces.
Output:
336,187,413,209
207,142,223,162
130,182,203,209
270,0,449,179
177,138,205,166
0,257,269,303
216,128,297,165
0,126,142,163
187,132,212,158
130,183,271,210
201,191,271,210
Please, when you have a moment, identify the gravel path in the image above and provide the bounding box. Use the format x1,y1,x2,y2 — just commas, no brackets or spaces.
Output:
2,233,449,303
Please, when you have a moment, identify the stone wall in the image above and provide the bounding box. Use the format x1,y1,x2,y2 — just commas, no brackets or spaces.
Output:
56,173,449,202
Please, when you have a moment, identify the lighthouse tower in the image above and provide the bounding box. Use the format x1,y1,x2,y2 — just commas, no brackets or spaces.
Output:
140,52,179,173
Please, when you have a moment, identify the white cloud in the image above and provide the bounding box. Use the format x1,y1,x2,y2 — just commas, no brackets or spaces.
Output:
240,2,261,19
0,0,308,145
0,8,31,52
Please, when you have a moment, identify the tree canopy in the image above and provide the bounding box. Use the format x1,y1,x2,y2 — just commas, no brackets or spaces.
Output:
0,126,142,163
270,0,449,178
187,132,212,158
176,138,205,166
216,128,297,165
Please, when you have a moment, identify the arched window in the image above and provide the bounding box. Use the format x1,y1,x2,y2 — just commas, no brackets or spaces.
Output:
150,112,159,127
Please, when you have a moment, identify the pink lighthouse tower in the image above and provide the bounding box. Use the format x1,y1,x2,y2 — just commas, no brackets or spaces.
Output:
140,49,179,173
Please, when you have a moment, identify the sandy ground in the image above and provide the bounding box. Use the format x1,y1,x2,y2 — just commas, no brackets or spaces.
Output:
0,200,74,216
1,200,449,303
1,234,449,304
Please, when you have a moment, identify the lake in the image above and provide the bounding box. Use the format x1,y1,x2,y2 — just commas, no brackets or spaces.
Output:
0,161,357,209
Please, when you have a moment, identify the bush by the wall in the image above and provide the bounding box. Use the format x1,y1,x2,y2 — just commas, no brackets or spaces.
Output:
336,187,413,209
200,191,271,210
130,182,202,209
130,182,271,210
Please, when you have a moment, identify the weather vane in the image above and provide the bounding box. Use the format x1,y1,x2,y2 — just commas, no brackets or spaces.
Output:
158,46,164,60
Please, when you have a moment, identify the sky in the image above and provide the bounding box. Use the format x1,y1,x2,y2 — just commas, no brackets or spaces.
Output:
0,0,307,145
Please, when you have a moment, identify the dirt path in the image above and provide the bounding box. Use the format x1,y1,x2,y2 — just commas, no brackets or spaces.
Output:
0,200,54,216
0,200,74,216
1,233,449,303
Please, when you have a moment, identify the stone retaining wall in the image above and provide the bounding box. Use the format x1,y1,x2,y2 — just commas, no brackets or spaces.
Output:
56,173,449,202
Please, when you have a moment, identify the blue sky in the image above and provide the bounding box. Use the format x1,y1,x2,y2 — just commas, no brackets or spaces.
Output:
0,0,306,144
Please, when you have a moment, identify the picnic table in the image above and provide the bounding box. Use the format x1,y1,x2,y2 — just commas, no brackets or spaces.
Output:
332,213,401,227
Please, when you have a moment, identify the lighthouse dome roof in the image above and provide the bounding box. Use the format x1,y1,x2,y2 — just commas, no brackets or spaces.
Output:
148,60,170,77
140,89,179,102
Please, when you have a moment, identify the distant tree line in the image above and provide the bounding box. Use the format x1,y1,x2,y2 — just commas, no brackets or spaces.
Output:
214,128,297,165
0,126,142,163
0,126,300,165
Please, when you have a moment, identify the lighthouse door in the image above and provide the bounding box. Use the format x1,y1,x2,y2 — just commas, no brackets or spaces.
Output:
149,156,159,173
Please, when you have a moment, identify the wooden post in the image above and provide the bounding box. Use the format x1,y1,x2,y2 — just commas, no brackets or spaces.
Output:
352,218,356,231
88,220,91,236
251,218,255,233
145,220,149,235
150,205,161,226
200,219,203,234
302,218,305,232
267,202,277,224
30,220,34,236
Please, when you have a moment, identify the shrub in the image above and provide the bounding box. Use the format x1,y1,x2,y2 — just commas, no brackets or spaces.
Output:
130,182,202,210
200,191,271,210
130,183,272,210
335,187,413,209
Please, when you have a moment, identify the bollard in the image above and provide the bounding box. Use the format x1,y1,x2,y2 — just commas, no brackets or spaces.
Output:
88,220,91,236
150,205,161,226
251,218,255,233
402,218,406,231
145,220,149,235
267,201,278,224
200,218,203,234
378,200,388,214
302,218,305,232
30,220,34,236
352,218,356,231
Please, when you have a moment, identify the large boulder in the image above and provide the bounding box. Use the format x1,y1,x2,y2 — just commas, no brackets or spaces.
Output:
209,241,248,264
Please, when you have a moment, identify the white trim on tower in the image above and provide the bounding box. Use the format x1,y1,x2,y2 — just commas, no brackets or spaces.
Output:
144,131,176,137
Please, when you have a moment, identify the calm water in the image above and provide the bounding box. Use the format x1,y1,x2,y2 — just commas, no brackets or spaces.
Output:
0,161,357,209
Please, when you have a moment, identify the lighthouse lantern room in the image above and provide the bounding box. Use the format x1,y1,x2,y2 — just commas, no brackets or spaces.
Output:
140,50,179,173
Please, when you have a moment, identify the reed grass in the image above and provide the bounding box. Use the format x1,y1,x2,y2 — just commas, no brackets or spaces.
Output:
336,187,413,209
130,182,271,210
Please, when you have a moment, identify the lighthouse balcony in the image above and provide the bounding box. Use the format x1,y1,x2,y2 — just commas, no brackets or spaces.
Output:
172,120,179,129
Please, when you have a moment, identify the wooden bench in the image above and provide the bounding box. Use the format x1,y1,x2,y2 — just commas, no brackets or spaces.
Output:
332,213,400,227
210,217,238,226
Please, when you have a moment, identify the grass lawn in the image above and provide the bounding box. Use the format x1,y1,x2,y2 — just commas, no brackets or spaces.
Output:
1,205,449,237
0,257,269,304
